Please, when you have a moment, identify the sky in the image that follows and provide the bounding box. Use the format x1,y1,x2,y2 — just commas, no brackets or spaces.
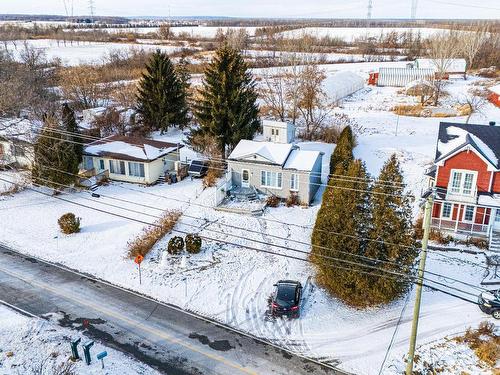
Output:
0,0,499,19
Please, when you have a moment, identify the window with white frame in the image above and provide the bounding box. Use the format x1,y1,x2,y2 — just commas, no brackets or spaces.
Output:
109,160,126,175
261,171,282,188
441,202,452,218
290,173,298,191
449,170,476,196
463,205,474,222
128,162,145,177
99,159,105,170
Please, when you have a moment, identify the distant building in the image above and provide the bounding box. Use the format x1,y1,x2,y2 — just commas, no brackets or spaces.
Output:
82,135,182,185
414,58,467,79
0,120,38,169
487,85,500,108
425,122,500,244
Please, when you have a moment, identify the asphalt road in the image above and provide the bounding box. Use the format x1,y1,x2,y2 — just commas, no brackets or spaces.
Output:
0,244,347,375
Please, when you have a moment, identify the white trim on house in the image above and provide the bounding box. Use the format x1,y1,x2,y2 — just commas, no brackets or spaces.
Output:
436,144,499,172
447,169,478,197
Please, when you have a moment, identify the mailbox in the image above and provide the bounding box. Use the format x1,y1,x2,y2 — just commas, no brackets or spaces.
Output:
70,338,81,360
82,341,94,365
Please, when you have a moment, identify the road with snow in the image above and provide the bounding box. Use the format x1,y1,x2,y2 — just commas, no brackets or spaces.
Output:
0,244,345,375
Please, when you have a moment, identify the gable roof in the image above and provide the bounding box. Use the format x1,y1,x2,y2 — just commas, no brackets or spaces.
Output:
84,135,182,162
435,122,500,169
228,140,294,165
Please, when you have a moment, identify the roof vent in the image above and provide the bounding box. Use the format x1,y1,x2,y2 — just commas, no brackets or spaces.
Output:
489,121,496,126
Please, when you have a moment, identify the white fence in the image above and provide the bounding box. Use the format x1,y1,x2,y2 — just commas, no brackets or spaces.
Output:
378,68,435,87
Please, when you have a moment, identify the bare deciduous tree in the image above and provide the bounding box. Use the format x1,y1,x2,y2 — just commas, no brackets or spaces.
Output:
456,89,486,124
459,24,489,70
59,65,111,109
427,31,460,106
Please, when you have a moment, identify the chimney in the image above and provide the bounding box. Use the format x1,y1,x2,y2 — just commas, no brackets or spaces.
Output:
489,121,496,126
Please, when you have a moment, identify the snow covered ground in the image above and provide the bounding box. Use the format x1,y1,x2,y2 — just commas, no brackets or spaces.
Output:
0,62,498,374
2,39,187,66
0,304,160,375
279,27,451,41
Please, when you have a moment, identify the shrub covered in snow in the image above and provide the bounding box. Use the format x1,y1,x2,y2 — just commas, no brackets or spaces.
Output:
167,236,184,255
128,210,181,258
185,234,202,254
58,213,81,234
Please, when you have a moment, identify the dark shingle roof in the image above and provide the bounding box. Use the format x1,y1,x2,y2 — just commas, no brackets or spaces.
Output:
435,122,500,169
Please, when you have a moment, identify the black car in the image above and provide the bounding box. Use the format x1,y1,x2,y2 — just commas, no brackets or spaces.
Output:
271,280,302,318
478,289,500,319
188,160,209,178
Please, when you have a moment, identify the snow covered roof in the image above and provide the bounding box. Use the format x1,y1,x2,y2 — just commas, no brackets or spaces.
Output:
324,71,365,102
228,140,294,165
435,122,500,169
488,84,500,95
84,135,182,162
262,120,293,129
284,149,322,171
415,58,467,73
0,119,41,143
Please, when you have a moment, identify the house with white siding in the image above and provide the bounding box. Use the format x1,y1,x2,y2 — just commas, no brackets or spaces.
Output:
226,140,323,204
82,135,182,185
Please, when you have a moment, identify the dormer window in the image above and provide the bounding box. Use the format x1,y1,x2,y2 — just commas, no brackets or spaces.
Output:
449,169,477,196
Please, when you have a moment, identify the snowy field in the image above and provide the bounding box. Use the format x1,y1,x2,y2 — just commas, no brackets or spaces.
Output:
279,27,451,41
0,304,160,375
0,62,498,374
244,49,406,63
2,39,188,66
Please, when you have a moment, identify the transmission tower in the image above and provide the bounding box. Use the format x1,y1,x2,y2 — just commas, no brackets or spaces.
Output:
411,0,418,19
367,0,373,19
88,0,96,23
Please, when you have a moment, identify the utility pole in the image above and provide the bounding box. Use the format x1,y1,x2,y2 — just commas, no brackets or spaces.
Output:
405,189,434,375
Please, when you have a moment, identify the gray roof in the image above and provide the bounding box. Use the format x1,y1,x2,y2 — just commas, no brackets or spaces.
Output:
435,122,500,169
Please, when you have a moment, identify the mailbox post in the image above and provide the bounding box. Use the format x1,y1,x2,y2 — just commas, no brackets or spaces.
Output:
96,351,108,369
70,338,81,360
82,341,94,365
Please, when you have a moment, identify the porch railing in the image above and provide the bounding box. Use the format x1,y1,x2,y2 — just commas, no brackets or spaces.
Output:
431,217,489,235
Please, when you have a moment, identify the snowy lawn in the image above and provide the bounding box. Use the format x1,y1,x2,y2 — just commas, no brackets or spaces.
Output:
0,304,160,375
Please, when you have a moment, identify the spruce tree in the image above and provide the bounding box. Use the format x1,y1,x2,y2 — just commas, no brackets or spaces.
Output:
364,154,417,304
192,44,259,158
32,116,80,188
61,103,83,163
136,50,188,133
311,159,373,307
330,125,354,175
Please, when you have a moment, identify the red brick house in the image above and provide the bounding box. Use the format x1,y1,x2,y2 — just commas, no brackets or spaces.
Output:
425,122,500,243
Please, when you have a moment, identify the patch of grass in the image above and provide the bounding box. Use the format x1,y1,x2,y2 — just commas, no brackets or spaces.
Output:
127,210,181,258
393,104,423,116
455,321,499,368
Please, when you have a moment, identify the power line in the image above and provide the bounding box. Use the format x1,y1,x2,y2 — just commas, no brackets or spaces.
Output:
31,164,491,285
7,170,488,295
426,0,500,11
0,175,481,305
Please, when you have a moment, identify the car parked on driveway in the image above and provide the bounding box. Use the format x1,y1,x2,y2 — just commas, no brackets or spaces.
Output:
270,280,302,318
478,289,500,319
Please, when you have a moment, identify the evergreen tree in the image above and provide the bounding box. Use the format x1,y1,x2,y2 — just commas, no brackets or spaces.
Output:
136,50,188,133
61,103,83,163
330,125,354,175
191,44,259,158
32,115,79,188
364,154,417,304
311,159,373,307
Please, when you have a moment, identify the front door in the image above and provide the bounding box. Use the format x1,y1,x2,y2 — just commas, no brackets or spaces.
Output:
494,209,500,232
242,169,250,188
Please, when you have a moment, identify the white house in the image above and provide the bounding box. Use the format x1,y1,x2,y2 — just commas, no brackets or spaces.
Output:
226,140,323,204
262,120,295,144
82,135,182,185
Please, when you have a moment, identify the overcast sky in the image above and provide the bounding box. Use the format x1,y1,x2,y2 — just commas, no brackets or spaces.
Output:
1,0,499,19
